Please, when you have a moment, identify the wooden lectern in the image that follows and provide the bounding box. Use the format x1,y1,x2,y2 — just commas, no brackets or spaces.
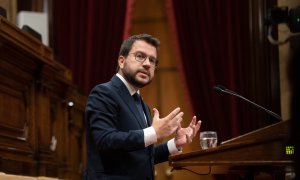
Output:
169,120,294,178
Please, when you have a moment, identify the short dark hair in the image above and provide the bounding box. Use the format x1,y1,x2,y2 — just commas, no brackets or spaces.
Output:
117,34,160,72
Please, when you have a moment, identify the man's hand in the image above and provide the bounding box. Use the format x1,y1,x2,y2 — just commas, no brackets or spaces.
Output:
152,107,184,140
175,116,201,149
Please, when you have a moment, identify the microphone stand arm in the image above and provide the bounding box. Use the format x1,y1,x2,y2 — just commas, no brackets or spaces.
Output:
222,89,282,120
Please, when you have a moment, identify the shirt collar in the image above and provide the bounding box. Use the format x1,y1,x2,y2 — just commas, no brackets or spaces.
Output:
116,73,140,96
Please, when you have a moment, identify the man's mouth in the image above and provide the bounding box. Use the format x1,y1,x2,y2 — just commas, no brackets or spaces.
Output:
137,70,149,77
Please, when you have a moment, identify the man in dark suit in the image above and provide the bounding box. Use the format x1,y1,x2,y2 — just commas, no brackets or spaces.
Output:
84,34,201,179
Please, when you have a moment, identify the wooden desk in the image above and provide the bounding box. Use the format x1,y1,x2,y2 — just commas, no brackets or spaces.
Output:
169,120,294,178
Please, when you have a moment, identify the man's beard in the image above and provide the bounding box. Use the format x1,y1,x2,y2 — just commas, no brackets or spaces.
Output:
122,64,152,88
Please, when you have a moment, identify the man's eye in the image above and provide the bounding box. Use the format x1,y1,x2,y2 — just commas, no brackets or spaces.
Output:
149,58,155,63
136,53,144,59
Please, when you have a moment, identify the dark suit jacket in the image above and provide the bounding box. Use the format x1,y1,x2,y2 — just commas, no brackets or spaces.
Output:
83,75,170,180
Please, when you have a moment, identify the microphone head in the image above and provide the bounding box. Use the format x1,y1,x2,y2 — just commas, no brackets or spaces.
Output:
213,85,226,92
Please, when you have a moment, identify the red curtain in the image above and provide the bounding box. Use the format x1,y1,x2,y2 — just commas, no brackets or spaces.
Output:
166,0,280,142
52,0,134,94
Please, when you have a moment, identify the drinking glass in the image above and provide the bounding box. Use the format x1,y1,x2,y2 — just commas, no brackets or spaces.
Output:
200,131,218,150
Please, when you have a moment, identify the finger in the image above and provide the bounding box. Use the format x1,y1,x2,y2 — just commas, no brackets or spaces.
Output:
174,117,183,131
186,134,192,143
175,123,181,136
176,113,184,122
176,117,184,131
152,108,160,119
189,116,197,127
165,107,181,119
197,120,202,129
191,124,197,137
176,121,186,137
177,121,182,129
195,120,202,132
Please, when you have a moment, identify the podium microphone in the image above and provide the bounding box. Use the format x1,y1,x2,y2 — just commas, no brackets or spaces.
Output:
213,85,282,120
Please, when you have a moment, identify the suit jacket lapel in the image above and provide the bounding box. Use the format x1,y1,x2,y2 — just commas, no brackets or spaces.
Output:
111,75,147,128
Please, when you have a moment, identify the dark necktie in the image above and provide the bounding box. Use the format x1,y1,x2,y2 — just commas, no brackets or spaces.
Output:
133,93,147,127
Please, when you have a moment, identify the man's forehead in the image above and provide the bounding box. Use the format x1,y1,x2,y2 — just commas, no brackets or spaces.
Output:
131,40,157,56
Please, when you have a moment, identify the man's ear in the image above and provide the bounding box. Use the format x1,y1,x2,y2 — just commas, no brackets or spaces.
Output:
118,56,126,69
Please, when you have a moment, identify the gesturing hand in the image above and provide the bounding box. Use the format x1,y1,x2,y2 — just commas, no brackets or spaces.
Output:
152,107,184,140
175,116,201,149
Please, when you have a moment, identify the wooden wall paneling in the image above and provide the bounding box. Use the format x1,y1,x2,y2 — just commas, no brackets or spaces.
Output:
0,16,87,179
0,18,40,177
49,90,69,179
66,89,86,180
34,63,62,177
0,60,37,176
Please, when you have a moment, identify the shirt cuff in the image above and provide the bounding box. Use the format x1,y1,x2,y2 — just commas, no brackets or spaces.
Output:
167,138,182,155
143,126,157,147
